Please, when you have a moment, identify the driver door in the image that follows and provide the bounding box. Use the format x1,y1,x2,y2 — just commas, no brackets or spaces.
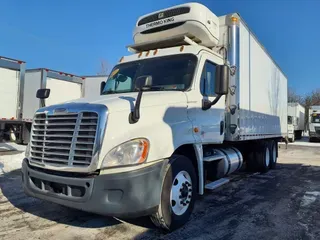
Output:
186,52,225,144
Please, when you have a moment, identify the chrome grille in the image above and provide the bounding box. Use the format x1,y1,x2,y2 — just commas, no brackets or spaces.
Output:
30,112,98,167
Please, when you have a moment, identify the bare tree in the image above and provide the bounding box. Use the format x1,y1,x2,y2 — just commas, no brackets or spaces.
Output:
288,87,304,105
97,59,109,76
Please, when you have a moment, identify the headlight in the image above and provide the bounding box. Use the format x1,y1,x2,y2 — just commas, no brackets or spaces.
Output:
101,138,149,168
25,143,31,158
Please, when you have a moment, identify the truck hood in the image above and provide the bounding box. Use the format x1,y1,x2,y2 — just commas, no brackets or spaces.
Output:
65,91,188,113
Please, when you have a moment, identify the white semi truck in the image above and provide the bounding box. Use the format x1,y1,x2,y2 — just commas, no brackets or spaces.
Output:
309,105,320,142
287,102,305,142
22,3,288,231
0,62,85,144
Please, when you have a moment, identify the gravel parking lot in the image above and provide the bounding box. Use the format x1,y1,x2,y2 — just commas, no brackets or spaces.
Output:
1,143,320,240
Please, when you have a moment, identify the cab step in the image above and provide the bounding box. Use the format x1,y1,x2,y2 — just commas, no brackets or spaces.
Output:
205,178,230,190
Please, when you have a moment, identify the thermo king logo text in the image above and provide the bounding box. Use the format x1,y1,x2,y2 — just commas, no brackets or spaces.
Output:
146,17,174,28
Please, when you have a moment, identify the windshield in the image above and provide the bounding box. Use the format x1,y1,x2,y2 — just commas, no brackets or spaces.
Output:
102,54,197,94
288,116,293,125
311,113,320,123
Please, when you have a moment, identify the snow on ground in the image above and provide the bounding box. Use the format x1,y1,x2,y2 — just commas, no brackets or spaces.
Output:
279,136,320,148
0,152,25,176
0,142,27,152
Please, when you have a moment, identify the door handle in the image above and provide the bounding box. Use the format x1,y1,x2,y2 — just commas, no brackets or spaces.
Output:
220,121,224,135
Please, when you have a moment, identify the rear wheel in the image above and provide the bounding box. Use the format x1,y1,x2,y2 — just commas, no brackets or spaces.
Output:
150,155,197,231
269,141,277,169
246,142,270,173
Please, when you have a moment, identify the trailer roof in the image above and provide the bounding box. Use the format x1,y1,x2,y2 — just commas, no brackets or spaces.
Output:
0,56,25,63
26,68,83,79
0,56,25,71
81,75,109,78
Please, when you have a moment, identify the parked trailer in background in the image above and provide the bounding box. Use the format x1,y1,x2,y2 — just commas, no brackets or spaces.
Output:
287,102,305,142
23,3,288,231
0,56,27,143
1,66,85,143
23,69,85,122
83,75,108,98
309,105,320,142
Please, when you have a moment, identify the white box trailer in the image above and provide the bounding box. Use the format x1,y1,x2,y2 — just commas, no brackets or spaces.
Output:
0,56,27,143
83,75,108,99
23,3,288,231
287,102,305,141
23,68,85,120
220,15,288,140
1,66,85,143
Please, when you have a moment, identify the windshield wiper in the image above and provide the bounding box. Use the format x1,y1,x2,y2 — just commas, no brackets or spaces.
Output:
145,86,164,91
103,90,116,94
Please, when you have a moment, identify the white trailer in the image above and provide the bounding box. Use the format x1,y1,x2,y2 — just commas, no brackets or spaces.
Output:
0,56,27,143
83,75,108,99
23,3,288,231
287,102,305,142
309,105,320,142
23,69,85,120
0,60,85,143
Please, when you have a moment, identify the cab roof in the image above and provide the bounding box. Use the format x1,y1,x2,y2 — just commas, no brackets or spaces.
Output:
119,44,223,65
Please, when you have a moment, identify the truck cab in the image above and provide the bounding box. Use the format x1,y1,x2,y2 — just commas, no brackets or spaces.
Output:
309,107,320,142
287,116,295,142
22,2,287,231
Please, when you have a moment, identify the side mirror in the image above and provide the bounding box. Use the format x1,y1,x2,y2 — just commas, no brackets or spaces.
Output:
135,75,153,90
100,81,106,95
36,89,50,99
215,65,229,95
130,75,153,124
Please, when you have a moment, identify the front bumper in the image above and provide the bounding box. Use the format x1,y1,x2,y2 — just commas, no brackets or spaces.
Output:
309,131,320,138
22,159,166,218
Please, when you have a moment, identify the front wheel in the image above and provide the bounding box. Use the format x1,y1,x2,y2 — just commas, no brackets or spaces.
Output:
150,155,197,231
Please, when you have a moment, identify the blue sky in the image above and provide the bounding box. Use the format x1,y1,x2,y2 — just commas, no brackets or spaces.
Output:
1,0,319,95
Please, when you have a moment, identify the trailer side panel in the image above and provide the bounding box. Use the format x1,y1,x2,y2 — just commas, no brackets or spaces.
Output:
0,68,19,119
46,77,82,106
23,71,42,120
84,76,108,99
238,20,287,140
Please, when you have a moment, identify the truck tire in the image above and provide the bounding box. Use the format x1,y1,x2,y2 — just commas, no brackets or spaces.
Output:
256,143,271,173
150,155,197,231
246,142,270,173
269,140,277,169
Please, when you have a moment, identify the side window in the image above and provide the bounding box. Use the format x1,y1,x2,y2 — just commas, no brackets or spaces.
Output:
200,61,216,96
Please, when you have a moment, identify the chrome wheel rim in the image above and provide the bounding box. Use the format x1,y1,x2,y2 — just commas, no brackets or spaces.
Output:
265,147,270,167
170,171,192,216
272,144,277,163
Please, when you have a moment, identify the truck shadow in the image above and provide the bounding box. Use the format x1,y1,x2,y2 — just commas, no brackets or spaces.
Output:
1,161,320,238
0,169,120,229
133,162,320,239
